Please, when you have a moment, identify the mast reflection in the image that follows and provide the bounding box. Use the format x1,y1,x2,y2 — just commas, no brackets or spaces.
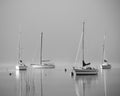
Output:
71,73,98,96
102,70,109,96
15,69,44,96
16,70,30,96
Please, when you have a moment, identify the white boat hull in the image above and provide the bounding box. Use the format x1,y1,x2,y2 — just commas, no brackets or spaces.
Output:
73,67,98,75
101,63,111,69
31,64,55,69
16,65,27,70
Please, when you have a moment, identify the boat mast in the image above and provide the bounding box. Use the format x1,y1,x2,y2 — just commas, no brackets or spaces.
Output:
18,32,21,62
18,25,22,63
40,32,43,65
102,32,106,63
82,22,85,67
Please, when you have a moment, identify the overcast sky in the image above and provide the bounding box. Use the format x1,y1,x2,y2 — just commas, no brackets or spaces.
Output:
0,0,120,65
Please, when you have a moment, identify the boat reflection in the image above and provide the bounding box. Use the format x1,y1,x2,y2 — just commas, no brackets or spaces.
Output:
101,69,109,96
16,70,30,96
71,73,98,96
15,69,45,96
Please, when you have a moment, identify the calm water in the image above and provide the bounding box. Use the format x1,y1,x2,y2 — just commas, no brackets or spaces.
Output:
0,63,120,96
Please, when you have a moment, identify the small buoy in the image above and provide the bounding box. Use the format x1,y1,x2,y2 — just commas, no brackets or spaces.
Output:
9,73,12,76
71,72,74,76
65,68,67,72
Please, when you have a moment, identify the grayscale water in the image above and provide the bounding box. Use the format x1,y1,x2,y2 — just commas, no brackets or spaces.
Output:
0,63,120,96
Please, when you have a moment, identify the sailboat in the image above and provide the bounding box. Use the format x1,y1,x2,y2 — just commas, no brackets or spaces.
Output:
31,32,55,68
101,32,111,69
73,22,98,75
16,31,27,70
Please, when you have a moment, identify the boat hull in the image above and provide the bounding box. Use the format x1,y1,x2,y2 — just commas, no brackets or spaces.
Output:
31,64,55,69
16,65,27,70
73,67,98,75
101,64,111,69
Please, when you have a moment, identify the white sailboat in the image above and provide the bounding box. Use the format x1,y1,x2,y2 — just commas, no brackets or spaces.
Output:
101,32,111,69
73,22,98,75
31,32,55,69
16,31,27,70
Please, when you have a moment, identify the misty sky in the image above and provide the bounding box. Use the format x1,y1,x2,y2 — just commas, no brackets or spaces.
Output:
0,0,120,65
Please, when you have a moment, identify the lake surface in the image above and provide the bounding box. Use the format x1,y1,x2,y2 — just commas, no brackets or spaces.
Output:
0,63,120,96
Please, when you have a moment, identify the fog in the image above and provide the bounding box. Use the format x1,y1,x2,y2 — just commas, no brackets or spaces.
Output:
0,0,120,65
